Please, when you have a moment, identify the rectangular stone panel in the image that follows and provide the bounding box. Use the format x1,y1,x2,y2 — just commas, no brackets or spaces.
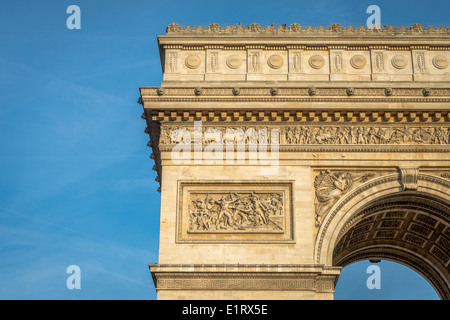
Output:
176,181,294,243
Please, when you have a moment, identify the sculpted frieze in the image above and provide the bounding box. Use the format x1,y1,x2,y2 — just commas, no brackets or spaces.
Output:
159,125,450,146
284,125,450,145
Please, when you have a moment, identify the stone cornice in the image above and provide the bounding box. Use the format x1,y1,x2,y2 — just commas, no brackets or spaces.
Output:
149,263,341,272
149,263,341,292
161,44,450,50
143,109,450,124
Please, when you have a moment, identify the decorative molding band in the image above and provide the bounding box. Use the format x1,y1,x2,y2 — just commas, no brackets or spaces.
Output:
145,110,450,125
154,274,317,291
141,87,450,98
157,145,450,153
149,264,341,292
145,97,450,103
165,23,450,36
162,44,450,51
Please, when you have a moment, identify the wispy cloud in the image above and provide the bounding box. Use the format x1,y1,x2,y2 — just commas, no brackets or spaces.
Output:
0,205,157,299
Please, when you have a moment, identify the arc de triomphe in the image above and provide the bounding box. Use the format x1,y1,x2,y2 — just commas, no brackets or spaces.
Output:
139,23,450,300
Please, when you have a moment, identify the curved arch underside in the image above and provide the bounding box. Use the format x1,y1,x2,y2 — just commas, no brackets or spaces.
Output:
332,192,450,299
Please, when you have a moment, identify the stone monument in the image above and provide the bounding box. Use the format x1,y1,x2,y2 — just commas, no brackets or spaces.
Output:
139,23,450,299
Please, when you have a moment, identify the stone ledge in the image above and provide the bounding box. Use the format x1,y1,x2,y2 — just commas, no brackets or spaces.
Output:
149,264,341,292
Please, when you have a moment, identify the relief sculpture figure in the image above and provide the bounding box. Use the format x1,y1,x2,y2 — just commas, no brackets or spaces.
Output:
314,171,375,226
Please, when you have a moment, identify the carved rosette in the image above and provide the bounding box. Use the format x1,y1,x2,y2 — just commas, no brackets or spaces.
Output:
309,55,325,69
350,55,367,69
433,55,449,69
391,55,408,69
185,55,201,69
226,54,243,69
267,54,284,69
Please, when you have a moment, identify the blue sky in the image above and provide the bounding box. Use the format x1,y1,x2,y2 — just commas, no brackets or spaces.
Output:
0,0,447,300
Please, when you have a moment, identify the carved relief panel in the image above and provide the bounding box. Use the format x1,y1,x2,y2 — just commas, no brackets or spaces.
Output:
176,181,294,243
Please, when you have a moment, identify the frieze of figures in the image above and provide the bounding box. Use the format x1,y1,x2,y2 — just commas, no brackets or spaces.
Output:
159,125,450,145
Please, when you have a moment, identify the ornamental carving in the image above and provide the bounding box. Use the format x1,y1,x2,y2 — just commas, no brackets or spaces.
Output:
168,52,177,72
374,52,384,72
250,52,260,72
416,53,426,72
292,52,302,71
411,23,423,32
208,23,220,33
154,274,320,291
314,170,376,226
248,23,261,32
210,52,218,72
330,23,342,32
289,23,301,32
334,53,342,72
165,22,450,34
166,23,180,33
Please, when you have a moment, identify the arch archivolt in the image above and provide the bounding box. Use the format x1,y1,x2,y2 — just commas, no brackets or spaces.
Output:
314,172,450,299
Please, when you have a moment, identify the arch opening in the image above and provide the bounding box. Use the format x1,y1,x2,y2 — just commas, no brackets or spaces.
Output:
334,259,440,300
331,191,450,299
